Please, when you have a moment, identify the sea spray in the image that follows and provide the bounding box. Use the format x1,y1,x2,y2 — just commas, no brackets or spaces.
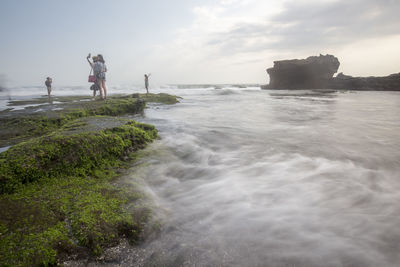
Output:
124,88,400,266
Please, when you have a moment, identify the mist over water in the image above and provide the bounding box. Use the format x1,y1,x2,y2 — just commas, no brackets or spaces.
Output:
128,88,400,266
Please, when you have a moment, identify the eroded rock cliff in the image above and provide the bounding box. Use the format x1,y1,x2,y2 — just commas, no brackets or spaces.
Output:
266,54,340,89
263,55,400,90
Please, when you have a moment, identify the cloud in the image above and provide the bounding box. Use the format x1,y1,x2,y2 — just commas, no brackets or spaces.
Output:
208,0,400,54
148,0,400,83
269,0,400,49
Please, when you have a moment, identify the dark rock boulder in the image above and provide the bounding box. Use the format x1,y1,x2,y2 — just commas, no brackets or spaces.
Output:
266,54,340,89
263,54,400,91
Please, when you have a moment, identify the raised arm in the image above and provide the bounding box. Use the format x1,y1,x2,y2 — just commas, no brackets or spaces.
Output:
86,53,93,67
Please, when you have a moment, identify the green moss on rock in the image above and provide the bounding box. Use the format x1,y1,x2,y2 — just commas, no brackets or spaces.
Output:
138,93,180,104
0,96,146,147
0,120,157,194
0,116,67,147
0,93,179,147
0,175,152,266
0,119,158,266
0,93,179,266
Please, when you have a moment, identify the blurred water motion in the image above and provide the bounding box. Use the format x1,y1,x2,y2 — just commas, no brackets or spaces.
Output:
130,88,400,267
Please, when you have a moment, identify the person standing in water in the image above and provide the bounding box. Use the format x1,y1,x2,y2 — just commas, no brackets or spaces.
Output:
144,73,151,94
45,77,52,96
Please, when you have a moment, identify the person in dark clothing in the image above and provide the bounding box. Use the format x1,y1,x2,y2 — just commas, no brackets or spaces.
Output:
144,73,151,94
45,77,52,96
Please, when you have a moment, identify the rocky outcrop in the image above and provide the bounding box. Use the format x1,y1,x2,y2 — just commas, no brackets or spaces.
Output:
328,72,400,90
263,54,400,91
265,54,340,89
0,93,180,266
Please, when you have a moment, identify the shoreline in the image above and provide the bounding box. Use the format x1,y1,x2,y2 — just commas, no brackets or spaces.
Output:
0,93,179,266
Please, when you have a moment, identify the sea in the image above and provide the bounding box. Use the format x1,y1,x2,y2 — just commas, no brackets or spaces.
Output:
1,85,400,266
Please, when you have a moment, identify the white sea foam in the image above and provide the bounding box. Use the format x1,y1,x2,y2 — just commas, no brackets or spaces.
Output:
126,88,400,266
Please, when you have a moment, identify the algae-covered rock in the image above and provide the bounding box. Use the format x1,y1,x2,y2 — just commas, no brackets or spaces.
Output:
0,93,179,266
0,97,145,147
139,93,181,105
0,119,157,194
0,175,153,266
0,93,179,147
0,119,158,266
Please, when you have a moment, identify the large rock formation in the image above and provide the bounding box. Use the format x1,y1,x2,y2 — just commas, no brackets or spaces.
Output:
266,54,340,89
263,54,400,90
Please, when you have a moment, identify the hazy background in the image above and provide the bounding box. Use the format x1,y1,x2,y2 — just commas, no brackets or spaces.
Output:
1,0,400,87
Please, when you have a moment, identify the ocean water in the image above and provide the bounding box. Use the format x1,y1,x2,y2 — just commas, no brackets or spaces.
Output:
2,86,400,266
129,88,400,267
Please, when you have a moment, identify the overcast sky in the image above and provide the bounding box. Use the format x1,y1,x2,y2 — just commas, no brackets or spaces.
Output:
1,0,400,86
